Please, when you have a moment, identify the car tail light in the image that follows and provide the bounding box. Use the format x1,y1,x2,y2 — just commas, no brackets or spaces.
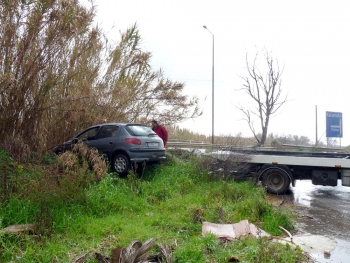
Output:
125,138,141,145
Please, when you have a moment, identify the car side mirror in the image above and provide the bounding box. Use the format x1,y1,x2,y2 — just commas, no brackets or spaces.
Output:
72,138,79,144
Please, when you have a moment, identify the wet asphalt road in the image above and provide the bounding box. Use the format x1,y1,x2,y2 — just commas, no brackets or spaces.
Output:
284,180,350,263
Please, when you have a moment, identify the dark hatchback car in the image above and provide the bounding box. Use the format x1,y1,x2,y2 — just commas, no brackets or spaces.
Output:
53,123,166,175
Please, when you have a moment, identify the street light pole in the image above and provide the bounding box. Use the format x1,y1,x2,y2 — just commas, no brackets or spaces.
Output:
203,25,214,144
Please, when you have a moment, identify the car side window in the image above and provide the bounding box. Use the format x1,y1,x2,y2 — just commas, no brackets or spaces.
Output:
96,125,119,139
78,127,99,141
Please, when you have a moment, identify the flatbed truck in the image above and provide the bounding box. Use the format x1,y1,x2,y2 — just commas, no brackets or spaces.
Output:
211,150,350,194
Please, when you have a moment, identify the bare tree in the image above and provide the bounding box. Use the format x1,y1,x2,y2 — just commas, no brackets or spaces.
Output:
238,51,287,146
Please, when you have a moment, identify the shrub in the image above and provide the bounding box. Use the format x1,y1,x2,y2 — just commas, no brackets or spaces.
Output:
70,142,108,182
0,135,31,163
0,150,18,202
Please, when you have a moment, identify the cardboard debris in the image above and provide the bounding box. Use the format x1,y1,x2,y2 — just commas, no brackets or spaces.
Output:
0,224,36,234
202,222,236,239
233,220,251,238
202,220,270,240
248,222,270,238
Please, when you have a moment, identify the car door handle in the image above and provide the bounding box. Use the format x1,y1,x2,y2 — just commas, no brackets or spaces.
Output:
109,142,113,145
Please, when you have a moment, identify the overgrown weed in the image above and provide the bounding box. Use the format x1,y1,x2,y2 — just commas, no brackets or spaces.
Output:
0,150,17,202
68,142,108,182
0,135,31,163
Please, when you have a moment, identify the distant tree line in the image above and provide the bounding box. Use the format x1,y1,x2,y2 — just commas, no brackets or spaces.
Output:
268,133,314,146
167,125,318,147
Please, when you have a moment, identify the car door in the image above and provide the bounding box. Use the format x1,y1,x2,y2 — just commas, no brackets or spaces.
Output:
77,126,100,142
88,125,119,157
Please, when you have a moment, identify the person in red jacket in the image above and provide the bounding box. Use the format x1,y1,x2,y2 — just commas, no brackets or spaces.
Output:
151,120,168,147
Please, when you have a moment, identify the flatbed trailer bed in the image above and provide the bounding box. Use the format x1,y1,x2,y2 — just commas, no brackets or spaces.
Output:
211,150,350,194
231,149,350,159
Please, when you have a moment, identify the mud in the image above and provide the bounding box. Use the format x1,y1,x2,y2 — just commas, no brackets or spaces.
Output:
282,180,350,263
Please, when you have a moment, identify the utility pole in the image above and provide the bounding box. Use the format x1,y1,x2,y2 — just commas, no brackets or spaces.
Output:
203,25,214,144
315,105,318,146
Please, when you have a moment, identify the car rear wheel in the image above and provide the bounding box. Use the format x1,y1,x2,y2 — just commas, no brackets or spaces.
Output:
112,154,130,176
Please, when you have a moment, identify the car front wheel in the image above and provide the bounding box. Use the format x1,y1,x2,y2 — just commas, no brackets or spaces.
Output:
112,154,130,176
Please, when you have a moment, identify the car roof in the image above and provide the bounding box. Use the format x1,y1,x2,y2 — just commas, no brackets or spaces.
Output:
94,123,148,127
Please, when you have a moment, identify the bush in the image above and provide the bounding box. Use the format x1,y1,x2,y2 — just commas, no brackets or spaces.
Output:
0,135,31,163
0,141,109,205
0,150,18,202
59,142,108,182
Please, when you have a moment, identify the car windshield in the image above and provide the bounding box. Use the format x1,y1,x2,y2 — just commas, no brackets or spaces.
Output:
126,125,156,136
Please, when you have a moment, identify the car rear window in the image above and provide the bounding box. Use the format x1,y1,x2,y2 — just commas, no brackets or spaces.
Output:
126,125,156,136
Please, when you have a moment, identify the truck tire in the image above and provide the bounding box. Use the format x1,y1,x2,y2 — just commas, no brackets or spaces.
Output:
112,154,130,176
261,168,290,194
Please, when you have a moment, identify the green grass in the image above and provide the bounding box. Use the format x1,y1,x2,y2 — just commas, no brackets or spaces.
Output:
0,150,305,262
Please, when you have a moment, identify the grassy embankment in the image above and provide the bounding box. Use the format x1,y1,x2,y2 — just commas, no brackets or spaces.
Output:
0,148,306,262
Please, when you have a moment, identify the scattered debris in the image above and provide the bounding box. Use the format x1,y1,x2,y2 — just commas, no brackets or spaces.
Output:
298,214,314,220
203,222,235,239
324,249,331,259
71,254,88,263
202,220,270,240
156,243,173,263
266,195,285,207
228,255,240,262
113,238,155,262
287,234,337,254
278,226,293,243
95,252,110,263
0,224,36,235
70,238,173,263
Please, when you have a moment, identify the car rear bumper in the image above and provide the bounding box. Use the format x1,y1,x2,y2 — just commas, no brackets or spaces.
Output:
128,149,166,162
129,148,165,153
130,156,166,162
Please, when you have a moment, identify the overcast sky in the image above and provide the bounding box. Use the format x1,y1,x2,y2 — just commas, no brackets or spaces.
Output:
85,0,350,146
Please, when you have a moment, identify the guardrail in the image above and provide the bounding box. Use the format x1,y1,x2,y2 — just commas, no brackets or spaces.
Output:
167,141,349,153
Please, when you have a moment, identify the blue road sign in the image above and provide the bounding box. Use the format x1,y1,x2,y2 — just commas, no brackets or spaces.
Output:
326,111,343,138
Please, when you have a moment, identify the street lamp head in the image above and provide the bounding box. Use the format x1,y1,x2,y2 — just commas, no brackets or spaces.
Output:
203,25,213,36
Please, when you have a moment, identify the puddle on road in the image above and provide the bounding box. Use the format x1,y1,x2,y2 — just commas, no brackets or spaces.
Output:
280,180,350,263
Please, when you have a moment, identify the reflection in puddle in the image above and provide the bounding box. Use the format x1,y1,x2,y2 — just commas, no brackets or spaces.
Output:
295,193,312,207
286,180,350,263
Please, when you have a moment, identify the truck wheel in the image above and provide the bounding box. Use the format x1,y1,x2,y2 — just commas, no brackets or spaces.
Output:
112,154,130,176
261,168,290,194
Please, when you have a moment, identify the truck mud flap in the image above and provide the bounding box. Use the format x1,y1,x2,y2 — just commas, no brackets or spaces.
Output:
312,170,337,186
